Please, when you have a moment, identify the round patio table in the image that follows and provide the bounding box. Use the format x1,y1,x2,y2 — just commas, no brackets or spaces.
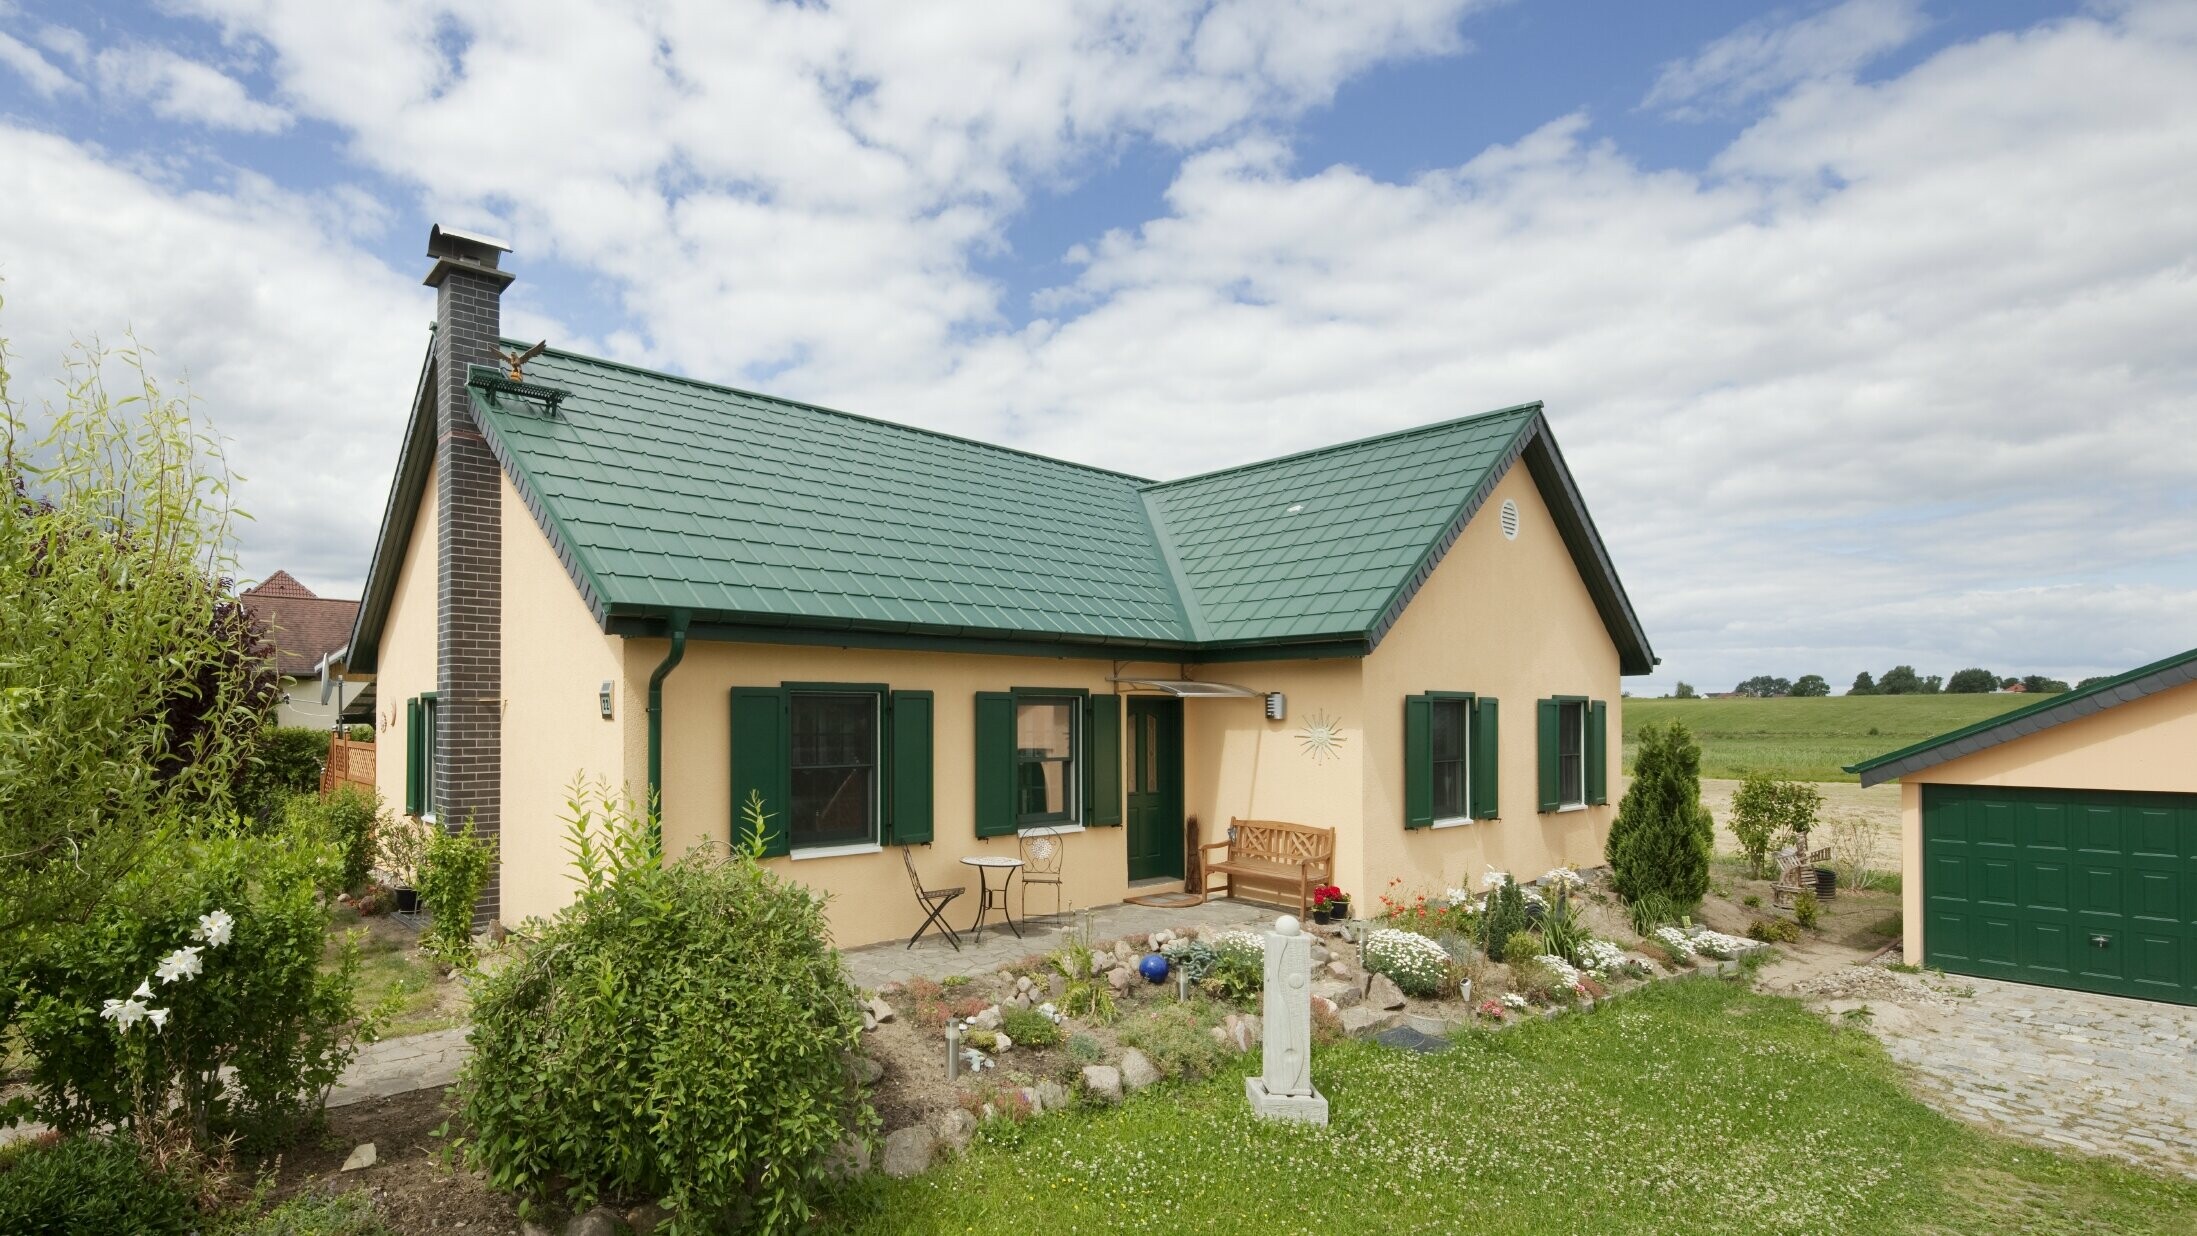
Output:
960,855,1025,943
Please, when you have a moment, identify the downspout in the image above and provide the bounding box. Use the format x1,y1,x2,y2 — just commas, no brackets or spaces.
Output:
645,609,691,828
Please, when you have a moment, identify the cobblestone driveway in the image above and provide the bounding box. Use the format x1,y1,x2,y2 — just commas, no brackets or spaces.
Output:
1815,968,2197,1178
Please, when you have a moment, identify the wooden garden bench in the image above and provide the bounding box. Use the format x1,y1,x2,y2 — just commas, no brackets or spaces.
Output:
1201,818,1335,917
1774,844,1832,909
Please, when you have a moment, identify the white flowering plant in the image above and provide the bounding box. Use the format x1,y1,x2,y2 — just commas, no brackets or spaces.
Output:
1361,927,1452,997
8,830,376,1145
1653,926,1696,958
1574,939,1630,976
1540,866,1586,894
1684,928,1764,960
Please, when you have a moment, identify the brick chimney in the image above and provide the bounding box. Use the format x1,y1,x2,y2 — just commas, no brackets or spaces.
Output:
424,224,511,926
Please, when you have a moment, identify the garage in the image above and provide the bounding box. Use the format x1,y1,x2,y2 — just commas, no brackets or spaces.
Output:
1851,646,2197,1006
1921,784,2195,1003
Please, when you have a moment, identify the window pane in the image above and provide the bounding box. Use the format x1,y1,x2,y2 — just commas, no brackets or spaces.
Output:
1015,698,1077,821
1431,700,1466,761
1559,701,1584,805
1433,758,1465,819
790,693,877,847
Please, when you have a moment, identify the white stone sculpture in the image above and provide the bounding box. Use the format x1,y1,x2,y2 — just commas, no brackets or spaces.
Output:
1245,913,1329,1124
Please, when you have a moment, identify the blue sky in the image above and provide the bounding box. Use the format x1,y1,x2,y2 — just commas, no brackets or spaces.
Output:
0,0,2191,694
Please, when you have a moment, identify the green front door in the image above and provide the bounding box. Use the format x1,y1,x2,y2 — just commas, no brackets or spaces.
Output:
1923,784,2197,1004
1125,697,1183,882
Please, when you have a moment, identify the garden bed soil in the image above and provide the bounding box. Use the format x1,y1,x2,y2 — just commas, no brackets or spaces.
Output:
243,1086,533,1234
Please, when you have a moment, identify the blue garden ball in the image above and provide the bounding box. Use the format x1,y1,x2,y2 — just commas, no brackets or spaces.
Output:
1138,953,1171,983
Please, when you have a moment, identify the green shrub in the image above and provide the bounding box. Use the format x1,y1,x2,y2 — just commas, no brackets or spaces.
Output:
0,1134,199,1235
1198,932,1264,1006
283,785,383,896
1742,894,1762,909
1047,946,1118,1025
1477,878,1528,961
1065,1034,1105,1065
1793,891,1821,930
10,822,367,1146
213,1189,391,1236
418,819,495,964
1606,722,1713,909
1502,931,1543,972
1747,917,1801,944
1119,1004,1229,1082
999,1006,1062,1048
459,789,869,1233
1511,956,1578,1004
236,726,332,826
1538,887,1587,965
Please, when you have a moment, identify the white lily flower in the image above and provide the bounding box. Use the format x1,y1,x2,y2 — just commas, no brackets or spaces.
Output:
196,909,235,947
148,1007,171,1031
100,998,126,1021
133,980,154,1000
102,997,149,1028
155,945,203,984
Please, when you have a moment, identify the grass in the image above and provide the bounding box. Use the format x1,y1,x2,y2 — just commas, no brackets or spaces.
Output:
1623,695,2046,781
830,980,2197,1235
339,918,464,1038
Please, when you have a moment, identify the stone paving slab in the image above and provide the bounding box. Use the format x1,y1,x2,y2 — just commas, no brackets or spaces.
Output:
1832,971,2197,1179
327,1026,471,1109
841,895,1274,992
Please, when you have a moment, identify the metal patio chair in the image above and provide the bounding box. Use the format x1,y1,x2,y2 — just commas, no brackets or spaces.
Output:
902,847,965,951
1019,827,1066,927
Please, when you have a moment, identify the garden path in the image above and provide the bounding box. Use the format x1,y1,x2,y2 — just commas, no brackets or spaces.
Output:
840,895,1272,992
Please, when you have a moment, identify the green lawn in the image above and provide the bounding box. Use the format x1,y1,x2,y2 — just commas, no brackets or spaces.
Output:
1623,695,2046,782
831,981,2196,1235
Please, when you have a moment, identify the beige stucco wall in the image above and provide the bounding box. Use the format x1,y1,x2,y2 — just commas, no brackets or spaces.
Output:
1361,464,1624,905
370,460,440,822
1179,657,1365,892
647,641,1180,946
1894,677,2197,963
498,473,633,924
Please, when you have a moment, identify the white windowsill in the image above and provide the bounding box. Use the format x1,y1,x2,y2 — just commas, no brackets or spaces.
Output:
1557,802,1588,814
1432,816,1473,829
1019,824,1086,837
790,842,884,861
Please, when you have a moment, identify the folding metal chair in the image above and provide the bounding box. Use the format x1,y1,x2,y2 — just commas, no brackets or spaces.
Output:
1019,827,1065,926
902,847,965,951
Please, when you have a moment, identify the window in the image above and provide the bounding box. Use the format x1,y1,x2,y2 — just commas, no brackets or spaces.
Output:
1014,696,1079,824
788,690,880,849
1558,700,1586,807
406,693,438,819
1431,697,1469,823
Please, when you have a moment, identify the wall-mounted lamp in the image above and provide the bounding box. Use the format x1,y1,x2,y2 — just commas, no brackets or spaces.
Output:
1264,691,1286,722
599,680,615,720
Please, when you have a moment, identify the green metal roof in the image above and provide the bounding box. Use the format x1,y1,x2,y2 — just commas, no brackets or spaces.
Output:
1846,646,2197,786
352,340,1654,670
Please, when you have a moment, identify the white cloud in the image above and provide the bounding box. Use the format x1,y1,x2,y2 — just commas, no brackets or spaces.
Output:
1,0,2192,694
0,29,76,97
94,44,291,133
1644,0,1927,119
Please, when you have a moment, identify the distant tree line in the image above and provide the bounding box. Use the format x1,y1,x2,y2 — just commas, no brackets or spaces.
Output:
1849,667,2069,696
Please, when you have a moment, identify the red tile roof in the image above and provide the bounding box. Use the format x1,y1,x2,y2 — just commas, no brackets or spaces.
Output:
241,572,360,677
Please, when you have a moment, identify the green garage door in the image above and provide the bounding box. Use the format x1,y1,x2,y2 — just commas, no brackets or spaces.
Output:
1923,785,2197,1004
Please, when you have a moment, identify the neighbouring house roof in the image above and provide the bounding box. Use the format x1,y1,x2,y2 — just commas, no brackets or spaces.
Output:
241,571,361,677
350,343,1654,673
1846,646,2197,787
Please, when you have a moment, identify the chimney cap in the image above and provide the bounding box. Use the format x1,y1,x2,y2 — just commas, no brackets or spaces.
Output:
427,223,512,258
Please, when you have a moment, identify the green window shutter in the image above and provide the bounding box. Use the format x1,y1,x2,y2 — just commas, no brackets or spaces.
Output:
1403,694,1433,829
1587,700,1609,805
1086,694,1122,826
888,690,934,845
404,696,423,815
729,687,790,857
973,692,1016,838
1536,698,1561,813
1470,697,1500,819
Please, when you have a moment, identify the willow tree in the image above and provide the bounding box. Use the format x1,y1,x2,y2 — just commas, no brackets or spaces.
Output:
0,326,275,958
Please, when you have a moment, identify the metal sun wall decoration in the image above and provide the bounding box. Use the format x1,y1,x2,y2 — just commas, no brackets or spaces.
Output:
1297,710,1347,764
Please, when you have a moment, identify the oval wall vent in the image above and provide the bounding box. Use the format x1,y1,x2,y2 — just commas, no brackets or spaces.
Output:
1499,498,1520,540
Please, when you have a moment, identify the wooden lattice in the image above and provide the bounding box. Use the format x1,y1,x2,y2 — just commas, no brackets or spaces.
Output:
320,735,377,799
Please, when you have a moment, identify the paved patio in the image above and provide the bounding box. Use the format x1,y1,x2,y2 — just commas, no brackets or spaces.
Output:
841,895,1275,991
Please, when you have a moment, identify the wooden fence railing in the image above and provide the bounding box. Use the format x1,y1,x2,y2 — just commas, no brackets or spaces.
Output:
321,734,376,798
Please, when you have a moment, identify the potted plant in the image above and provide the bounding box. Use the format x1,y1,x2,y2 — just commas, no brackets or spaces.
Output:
1311,885,1347,924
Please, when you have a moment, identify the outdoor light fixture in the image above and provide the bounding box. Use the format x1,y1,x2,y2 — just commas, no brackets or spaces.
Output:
1176,970,1191,1002
1264,692,1286,721
945,1023,962,1082
599,680,615,719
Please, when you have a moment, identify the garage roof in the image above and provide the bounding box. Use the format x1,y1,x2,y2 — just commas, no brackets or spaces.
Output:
1846,646,2197,787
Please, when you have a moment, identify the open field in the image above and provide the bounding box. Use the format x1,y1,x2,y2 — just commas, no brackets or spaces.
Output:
1622,694,2046,782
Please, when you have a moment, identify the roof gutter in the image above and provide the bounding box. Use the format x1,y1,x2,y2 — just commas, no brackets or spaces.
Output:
646,610,691,829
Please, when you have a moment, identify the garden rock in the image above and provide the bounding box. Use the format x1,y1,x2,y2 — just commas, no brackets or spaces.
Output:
824,1136,872,1179
624,1203,673,1234
1038,1079,1069,1112
1082,1064,1123,1105
1223,1013,1262,1052
934,1109,977,1153
861,1008,877,1033
1120,1048,1160,1092
994,1032,1014,1052
340,1142,377,1172
1325,960,1354,980
868,998,896,1024
1309,942,1330,964
1365,973,1408,1011
1340,1006,1401,1036
565,1206,629,1236
1020,1085,1045,1113
970,1004,1002,1031
1048,974,1068,1000
882,1125,938,1178
1107,966,1134,994
849,1053,884,1086
1313,978,1359,1008
1311,995,1339,1018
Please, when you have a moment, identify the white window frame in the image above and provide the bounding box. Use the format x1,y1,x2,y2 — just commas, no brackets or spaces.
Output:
1431,695,1472,828
786,688,883,853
